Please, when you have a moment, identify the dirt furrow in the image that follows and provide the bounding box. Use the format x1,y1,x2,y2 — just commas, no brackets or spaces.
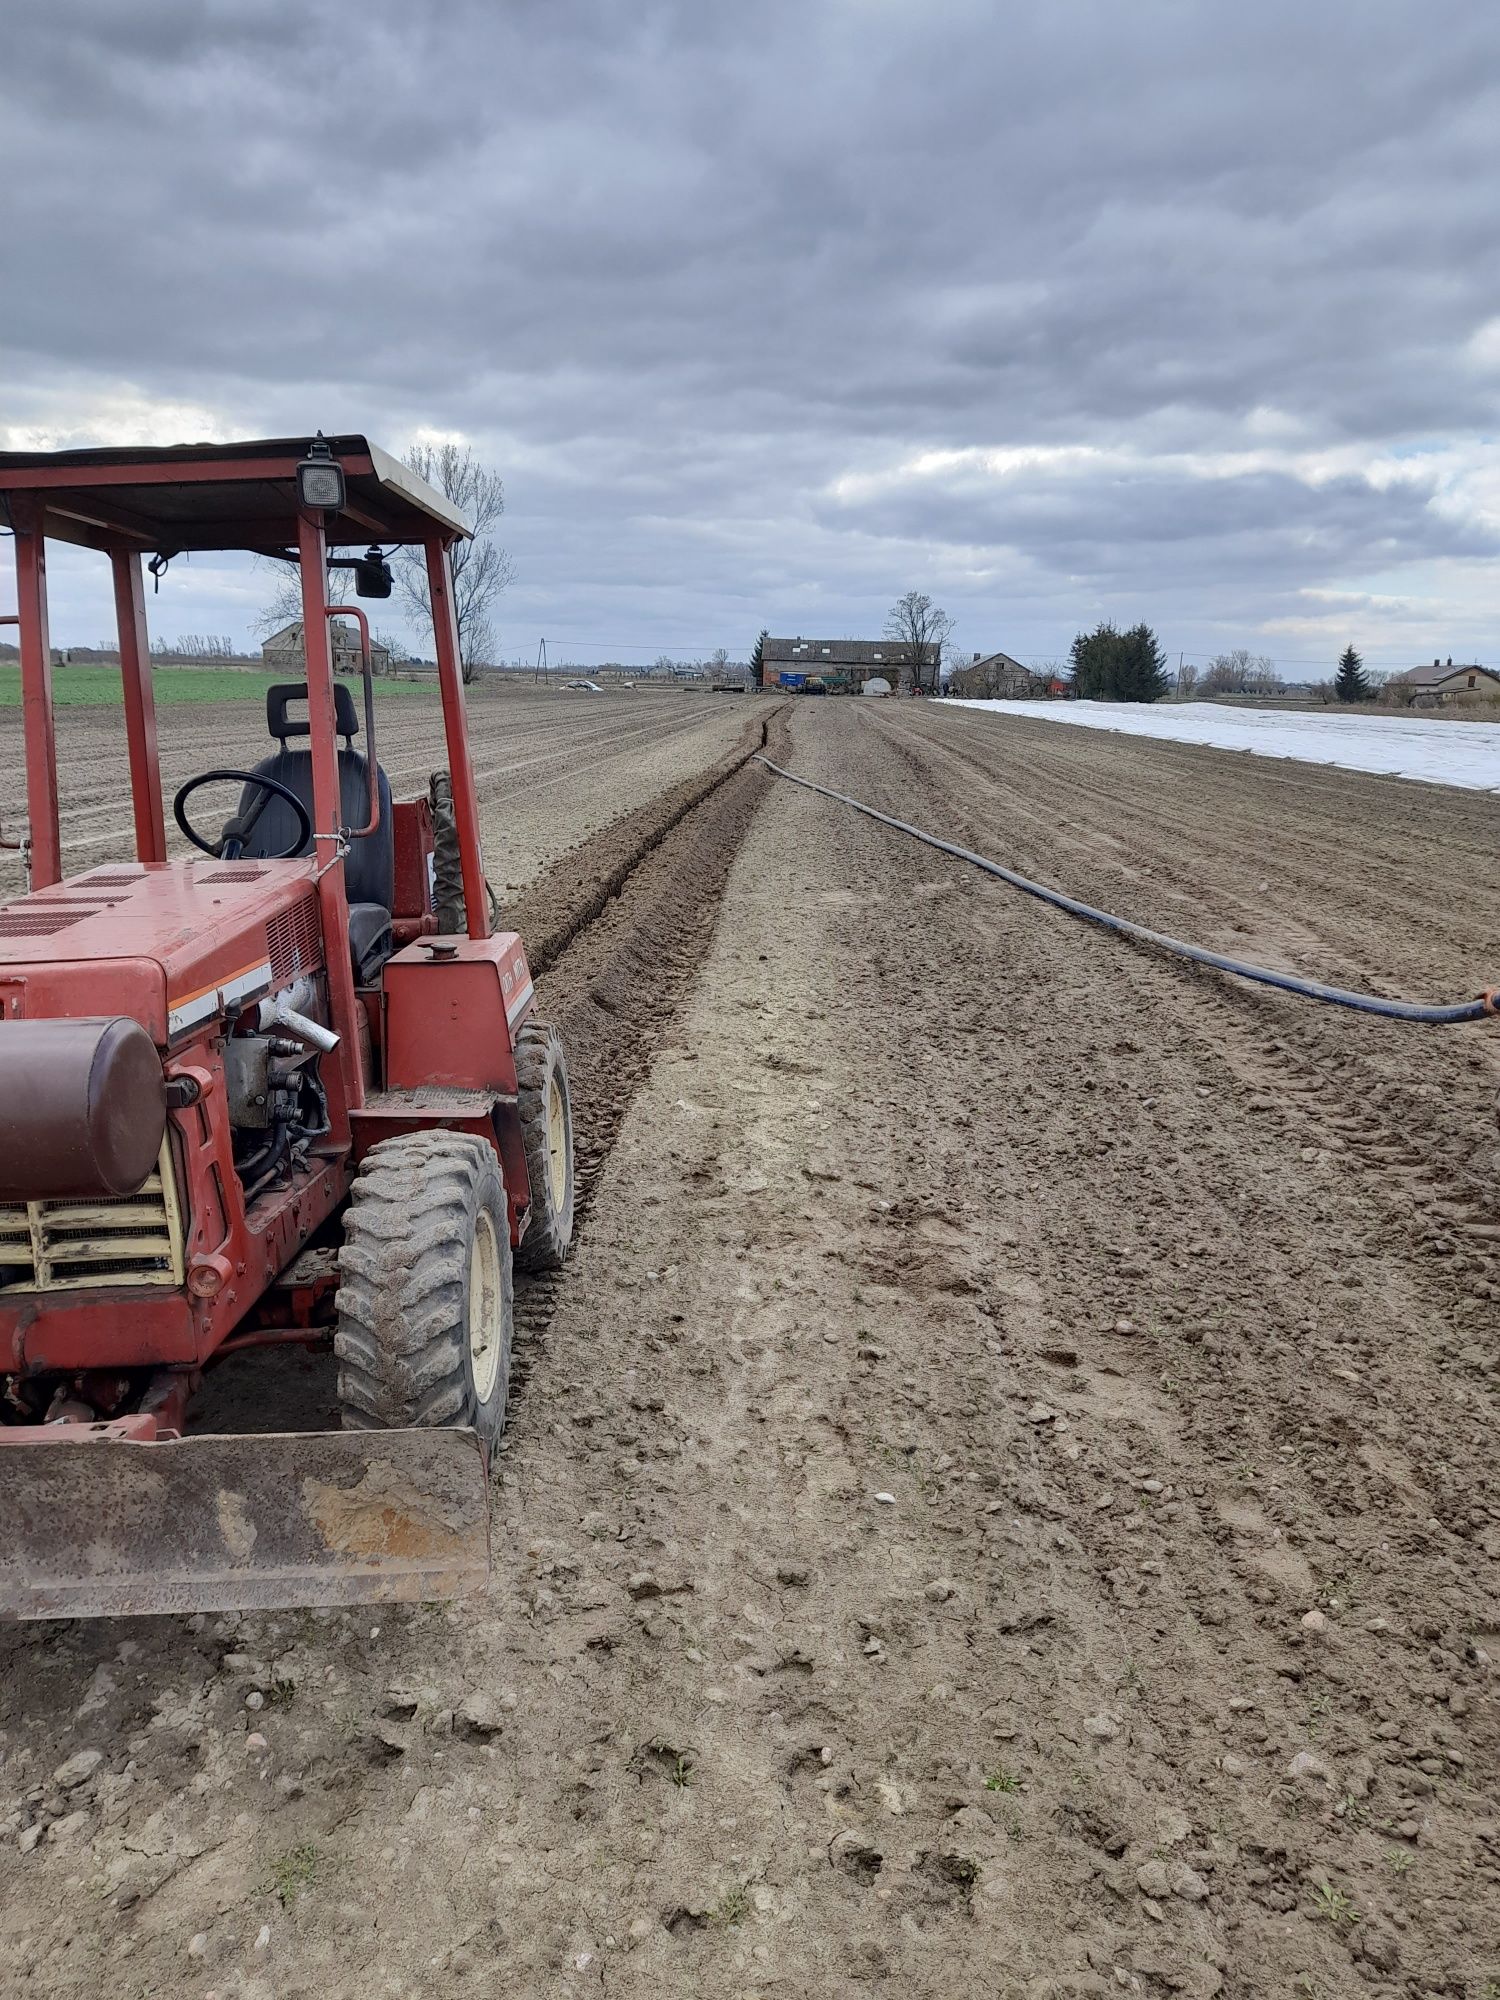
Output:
0,685,755,898
507,703,787,1362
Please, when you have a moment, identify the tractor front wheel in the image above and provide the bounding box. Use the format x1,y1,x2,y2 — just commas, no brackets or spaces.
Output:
335,1132,514,1446
515,1020,575,1272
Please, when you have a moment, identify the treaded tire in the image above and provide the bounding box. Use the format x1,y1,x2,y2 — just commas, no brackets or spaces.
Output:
335,1131,513,1445
429,769,499,934
514,1020,575,1273
428,771,467,935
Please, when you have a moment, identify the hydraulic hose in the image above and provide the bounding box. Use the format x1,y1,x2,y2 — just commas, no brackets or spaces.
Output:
755,756,1498,1026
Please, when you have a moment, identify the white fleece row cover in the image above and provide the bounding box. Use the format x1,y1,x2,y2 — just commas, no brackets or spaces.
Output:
946,699,1500,793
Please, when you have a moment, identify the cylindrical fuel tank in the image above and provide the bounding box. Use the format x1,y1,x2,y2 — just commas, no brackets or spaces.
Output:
0,1017,166,1201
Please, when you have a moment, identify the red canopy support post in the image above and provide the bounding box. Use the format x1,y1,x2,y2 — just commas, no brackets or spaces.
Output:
110,549,167,864
12,498,61,889
424,531,489,939
296,509,363,1120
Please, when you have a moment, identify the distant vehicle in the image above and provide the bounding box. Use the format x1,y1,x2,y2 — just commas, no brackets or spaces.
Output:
564,679,603,693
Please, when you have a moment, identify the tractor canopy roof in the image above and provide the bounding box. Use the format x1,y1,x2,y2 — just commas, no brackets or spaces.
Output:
0,435,471,555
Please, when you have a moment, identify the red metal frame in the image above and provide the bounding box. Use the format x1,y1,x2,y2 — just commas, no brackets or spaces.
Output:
325,603,380,837
296,509,363,1126
111,550,168,863
7,451,373,491
0,437,538,1432
425,533,489,940
13,497,61,889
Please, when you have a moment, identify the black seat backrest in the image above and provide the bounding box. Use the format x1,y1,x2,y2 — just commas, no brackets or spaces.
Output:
267,681,361,743
236,682,395,909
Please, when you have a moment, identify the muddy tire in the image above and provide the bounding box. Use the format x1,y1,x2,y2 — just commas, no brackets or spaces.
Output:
334,1131,513,1445
515,1020,575,1272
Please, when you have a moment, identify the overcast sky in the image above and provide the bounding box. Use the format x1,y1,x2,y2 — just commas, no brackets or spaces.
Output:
4,0,1499,670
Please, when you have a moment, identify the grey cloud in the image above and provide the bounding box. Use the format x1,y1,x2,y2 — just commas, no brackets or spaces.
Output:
825,464,1499,585
4,0,1500,665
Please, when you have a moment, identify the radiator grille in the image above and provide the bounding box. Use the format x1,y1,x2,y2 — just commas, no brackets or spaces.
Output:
27,893,130,908
0,1141,185,1293
266,898,321,982
0,908,100,936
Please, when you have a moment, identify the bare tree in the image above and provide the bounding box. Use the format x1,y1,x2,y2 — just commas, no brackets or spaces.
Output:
397,443,515,684
884,591,953,694
1176,661,1199,698
254,561,305,639
1200,648,1280,695
158,634,237,659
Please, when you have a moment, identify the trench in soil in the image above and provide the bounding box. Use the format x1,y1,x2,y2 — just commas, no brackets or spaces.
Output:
193,704,786,1435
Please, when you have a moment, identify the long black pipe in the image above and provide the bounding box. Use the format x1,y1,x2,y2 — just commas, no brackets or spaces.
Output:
756,755,1497,1026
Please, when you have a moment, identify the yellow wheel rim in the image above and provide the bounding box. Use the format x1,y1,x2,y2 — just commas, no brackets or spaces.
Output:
545,1073,569,1210
468,1209,503,1404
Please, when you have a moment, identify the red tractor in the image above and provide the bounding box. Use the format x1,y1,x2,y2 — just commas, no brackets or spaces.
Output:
0,435,574,1618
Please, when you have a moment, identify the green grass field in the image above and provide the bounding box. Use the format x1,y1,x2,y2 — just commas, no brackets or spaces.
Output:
0,665,430,708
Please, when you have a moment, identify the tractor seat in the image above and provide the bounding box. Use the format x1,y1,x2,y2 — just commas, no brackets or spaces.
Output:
235,682,396,985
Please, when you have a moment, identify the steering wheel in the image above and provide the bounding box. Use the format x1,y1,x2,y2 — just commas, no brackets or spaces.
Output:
173,770,313,862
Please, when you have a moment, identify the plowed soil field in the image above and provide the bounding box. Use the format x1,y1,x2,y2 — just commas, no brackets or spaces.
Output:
0,679,754,902
2,697,1497,2000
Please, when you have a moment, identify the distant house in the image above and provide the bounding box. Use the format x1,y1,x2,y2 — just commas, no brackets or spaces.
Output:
979,650,1036,698
262,620,391,678
763,636,940,693
1389,658,1500,708
948,650,1056,700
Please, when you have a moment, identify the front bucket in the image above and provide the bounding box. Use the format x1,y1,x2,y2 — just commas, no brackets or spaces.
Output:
0,1427,490,1620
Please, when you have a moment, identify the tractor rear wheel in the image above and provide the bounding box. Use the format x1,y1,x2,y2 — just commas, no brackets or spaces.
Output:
335,1132,513,1445
515,1020,575,1272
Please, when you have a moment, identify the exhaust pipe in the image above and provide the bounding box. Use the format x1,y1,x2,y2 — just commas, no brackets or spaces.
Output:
258,985,341,1055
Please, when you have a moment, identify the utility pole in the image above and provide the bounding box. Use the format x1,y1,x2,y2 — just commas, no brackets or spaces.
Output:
534,637,548,684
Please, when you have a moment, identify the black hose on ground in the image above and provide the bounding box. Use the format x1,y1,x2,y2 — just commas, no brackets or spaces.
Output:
755,755,1498,1026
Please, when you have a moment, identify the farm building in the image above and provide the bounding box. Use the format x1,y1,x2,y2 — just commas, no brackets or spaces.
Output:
978,651,1035,697
262,620,391,678
1390,658,1500,707
763,636,940,693
947,651,1067,700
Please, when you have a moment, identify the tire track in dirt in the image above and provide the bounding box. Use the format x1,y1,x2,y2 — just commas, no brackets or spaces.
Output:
882,704,1500,996
864,701,1500,1315
745,704,1500,1994
507,704,788,1371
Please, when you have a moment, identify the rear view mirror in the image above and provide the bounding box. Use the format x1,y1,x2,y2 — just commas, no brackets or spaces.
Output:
354,549,393,599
